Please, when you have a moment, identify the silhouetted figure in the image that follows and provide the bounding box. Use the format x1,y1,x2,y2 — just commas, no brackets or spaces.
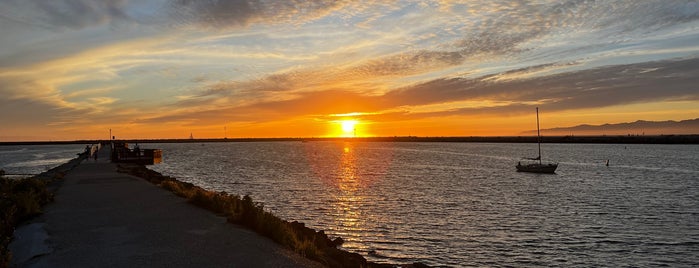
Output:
134,144,141,158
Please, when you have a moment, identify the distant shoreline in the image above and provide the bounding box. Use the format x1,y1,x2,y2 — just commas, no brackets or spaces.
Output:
2,134,699,145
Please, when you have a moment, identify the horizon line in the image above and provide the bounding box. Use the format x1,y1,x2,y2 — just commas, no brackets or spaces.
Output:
2,134,699,145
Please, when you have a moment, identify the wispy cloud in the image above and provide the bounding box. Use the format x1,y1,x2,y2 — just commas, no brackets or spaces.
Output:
0,0,131,30
139,56,698,127
64,86,121,99
384,57,699,116
1,0,699,139
167,0,396,29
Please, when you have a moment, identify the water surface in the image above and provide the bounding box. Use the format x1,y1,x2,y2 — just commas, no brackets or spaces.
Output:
147,142,699,267
0,144,84,175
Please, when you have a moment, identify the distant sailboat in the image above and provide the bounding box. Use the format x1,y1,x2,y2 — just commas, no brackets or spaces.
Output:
516,107,558,174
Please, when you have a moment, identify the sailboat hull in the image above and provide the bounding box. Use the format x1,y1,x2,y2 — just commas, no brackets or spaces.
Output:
516,163,558,174
516,107,558,174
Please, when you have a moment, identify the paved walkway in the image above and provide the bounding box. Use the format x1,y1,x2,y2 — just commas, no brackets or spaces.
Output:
12,146,321,267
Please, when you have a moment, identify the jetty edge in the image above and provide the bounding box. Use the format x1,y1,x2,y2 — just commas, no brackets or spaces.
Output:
6,145,324,267
5,144,432,267
1,149,85,268
118,163,432,268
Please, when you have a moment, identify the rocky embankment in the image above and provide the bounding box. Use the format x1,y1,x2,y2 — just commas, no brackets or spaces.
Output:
118,163,431,268
1,153,86,268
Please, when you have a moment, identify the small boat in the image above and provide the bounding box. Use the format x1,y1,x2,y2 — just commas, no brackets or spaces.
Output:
516,160,558,174
111,142,162,165
516,107,558,174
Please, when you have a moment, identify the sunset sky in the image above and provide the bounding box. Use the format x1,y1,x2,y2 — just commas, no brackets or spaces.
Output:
1,0,698,141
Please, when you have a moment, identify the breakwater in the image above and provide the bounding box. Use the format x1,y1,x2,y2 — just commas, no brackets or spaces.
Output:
12,147,327,267
118,163,430,268
1,152,85,267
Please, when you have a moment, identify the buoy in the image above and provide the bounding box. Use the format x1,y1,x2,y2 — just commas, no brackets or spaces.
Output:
605,159,609,166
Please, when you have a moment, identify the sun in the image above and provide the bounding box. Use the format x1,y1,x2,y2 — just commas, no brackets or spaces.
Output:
340,120,358,135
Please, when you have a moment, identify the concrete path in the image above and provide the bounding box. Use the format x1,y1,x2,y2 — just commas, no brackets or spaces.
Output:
13,146,322,268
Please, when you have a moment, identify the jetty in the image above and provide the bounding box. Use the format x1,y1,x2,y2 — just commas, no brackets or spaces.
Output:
10,146,322,267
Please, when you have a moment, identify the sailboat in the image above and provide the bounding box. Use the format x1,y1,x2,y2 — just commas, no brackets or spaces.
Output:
516,107,558,174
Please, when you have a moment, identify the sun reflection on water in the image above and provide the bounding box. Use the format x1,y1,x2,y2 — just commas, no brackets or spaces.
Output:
332,143,369,250
300,141,397,258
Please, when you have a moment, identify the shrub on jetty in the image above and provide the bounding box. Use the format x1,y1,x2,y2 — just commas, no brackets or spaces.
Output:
1,154,99,267
0,174,60,268
117,164,384,267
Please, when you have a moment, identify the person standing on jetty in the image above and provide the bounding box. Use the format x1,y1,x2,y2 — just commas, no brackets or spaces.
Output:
134,143,140,158
84,145,91,160
93,146,98,161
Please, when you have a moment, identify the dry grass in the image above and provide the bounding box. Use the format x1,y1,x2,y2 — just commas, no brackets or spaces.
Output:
117,164,380,267
152,174,328,261
0,153,79,268
0,173,61,268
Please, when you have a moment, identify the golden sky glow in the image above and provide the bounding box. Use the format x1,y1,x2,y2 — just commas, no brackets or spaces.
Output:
1,1,699,141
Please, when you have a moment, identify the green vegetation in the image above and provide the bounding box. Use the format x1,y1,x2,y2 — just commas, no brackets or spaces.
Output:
0,173,62,268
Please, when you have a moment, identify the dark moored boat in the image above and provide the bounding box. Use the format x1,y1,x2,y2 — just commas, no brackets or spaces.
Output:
111,142,162,165
516,107,558,174
516,160,558,174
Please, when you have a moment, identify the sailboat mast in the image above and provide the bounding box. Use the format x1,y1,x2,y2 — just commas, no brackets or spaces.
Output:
536,107,542,165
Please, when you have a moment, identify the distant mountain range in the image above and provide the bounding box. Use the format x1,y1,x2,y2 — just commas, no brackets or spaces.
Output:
523,118,699,136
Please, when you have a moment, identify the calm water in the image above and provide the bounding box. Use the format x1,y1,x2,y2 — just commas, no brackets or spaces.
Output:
144,141,699,267
0,144,84,175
